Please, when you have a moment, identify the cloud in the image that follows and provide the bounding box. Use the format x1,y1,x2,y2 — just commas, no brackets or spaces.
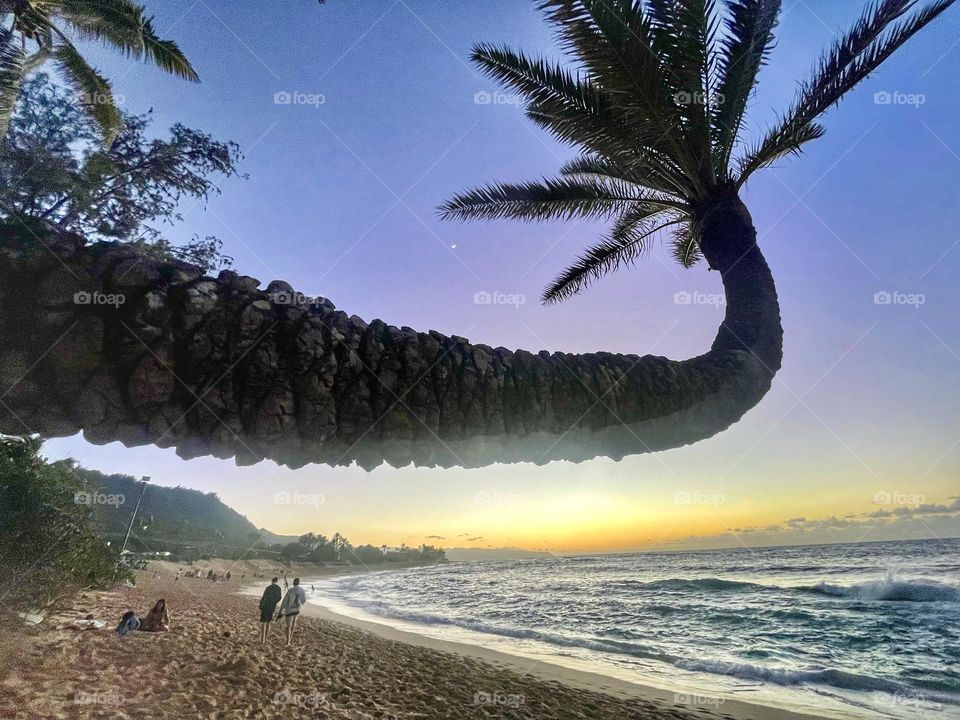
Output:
424,535,445,539
466,536,484,542
682,497,960,549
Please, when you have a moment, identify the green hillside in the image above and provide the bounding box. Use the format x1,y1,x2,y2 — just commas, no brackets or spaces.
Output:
75,469,296,560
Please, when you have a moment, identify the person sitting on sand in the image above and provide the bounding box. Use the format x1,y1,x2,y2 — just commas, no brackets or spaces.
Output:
139,599,170,632
116,610,140,636
279,577,306,645
258,578,282,644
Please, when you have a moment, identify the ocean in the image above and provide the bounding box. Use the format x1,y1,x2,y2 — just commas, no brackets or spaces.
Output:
308,538,960,719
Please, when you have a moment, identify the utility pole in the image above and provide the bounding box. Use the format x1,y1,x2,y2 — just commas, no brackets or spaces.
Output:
120,476,151,557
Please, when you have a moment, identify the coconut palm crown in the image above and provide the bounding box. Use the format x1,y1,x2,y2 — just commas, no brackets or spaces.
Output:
0,0,198,142
441,0,955,303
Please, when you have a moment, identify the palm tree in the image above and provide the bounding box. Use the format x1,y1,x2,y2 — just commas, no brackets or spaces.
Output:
0,0,198,141
443,0,953,330
0,1,953,471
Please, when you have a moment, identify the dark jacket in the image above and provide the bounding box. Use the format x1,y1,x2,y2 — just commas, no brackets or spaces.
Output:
259,583,282,611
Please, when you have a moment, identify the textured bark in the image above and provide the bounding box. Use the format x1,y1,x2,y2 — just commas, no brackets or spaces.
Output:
0,197,781,469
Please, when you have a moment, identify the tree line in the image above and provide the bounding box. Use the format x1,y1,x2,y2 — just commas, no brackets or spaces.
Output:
280,532,446,566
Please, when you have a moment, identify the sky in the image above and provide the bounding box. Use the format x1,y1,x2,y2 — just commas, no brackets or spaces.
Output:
39,0,960,554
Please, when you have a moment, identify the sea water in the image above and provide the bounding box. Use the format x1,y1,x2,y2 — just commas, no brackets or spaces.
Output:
310,538,960,719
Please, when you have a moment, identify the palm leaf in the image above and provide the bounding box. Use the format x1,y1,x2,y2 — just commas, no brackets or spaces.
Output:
471,43,649,160
712,0,781,177
54,42,123,144
538,0,699,183
139,14,198,81
52,0,199,81
737,0,955,184
649,0,721,181
542,209,685,303
558,153,692,198
735,121,824,178
438,177,677,222
0,26,26,137
671,224,703,267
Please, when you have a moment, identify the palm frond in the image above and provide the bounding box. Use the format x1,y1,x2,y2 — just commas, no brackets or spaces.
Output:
52,0,142,47
537,0,700,183
649,0,721,180
438,177,679,223
558,153,681,194
0,26,26,136
736,121,825,177
139,14,198,81
471,43,649,159
737,0,955,184
712,0,781,177
54,42,123,144
671,224,703,267
543,210,686,303
52,0,199,81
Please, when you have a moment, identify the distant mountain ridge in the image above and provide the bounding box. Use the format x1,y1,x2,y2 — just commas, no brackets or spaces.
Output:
75,469,298,554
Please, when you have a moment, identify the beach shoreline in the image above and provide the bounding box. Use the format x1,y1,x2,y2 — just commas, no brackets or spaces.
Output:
0,560,835,720
299,594,829,720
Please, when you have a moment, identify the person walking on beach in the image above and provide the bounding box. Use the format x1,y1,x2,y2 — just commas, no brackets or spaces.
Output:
279,577,306,645
258,578,282,644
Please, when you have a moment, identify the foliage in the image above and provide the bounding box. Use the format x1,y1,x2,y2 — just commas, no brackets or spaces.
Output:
0,0,198,142
0,436,128,614
0,74,240,271
440,0,955,302
76,468,269,559
283,533,446,565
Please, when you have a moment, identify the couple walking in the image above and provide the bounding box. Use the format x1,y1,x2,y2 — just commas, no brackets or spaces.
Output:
258,576,305,645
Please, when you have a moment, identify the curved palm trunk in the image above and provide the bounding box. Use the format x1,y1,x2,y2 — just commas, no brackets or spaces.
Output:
0,197,780,470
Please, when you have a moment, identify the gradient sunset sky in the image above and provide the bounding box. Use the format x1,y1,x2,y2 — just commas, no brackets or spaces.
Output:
41,0,960,553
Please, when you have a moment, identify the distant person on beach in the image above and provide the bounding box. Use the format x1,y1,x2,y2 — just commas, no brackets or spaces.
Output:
115,610,140,636
258,578,282,644
279,578,306,645
140,599,170,632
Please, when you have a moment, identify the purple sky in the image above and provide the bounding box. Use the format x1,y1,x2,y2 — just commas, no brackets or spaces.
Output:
42,1,960,552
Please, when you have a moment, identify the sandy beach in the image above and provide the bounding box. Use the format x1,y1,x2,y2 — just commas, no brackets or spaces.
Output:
0,560,833,720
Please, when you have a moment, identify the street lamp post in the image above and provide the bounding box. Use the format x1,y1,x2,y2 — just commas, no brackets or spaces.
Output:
120,476,151,557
